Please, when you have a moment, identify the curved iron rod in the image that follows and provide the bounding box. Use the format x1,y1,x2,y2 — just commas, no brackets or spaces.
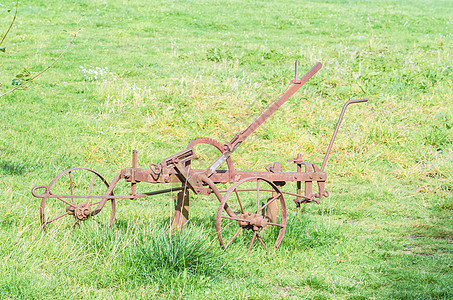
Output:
321,98,368,171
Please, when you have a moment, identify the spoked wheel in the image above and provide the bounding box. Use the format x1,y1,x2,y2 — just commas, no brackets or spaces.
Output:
32,168,117,231
216,177,287,254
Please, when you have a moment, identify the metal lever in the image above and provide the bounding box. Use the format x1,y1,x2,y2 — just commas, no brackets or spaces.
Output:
205,62,323,178
294,60,299,83
321,98,368,172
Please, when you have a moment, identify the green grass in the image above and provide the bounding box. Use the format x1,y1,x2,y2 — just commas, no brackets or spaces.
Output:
1,0,452,298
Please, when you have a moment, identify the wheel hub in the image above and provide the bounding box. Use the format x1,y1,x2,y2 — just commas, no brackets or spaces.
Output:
238,212,268,230
66,203,91,221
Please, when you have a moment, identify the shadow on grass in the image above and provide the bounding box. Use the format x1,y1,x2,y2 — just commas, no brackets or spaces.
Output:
366,221,453,299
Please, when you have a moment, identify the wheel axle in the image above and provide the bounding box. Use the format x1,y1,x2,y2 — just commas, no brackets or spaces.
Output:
237,212,268,230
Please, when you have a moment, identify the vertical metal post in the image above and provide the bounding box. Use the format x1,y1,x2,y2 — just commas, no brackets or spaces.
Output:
170,189,189,231
130,150,138,196
295,154,302,209
265,162,281,223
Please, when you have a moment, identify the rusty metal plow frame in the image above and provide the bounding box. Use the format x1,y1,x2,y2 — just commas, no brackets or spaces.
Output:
32,61,367,253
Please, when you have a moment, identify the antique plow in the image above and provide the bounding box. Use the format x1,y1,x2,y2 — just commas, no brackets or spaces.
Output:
32,61,367,253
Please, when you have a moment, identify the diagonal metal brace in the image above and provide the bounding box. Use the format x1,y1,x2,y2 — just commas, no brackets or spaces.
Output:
205,61,322,177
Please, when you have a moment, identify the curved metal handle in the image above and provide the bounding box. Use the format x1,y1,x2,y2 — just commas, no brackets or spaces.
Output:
321,98,368,171
31,185,48,198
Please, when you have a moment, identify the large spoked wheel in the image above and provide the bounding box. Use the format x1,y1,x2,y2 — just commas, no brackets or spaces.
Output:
216,177,287,253
32,168,117,231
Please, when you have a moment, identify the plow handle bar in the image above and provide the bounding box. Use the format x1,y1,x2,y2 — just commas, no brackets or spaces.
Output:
321,98,368,172
206,61,322,177
236,61,322,145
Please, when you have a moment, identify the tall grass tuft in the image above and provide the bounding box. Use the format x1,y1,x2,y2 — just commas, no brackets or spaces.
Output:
129,225,228,279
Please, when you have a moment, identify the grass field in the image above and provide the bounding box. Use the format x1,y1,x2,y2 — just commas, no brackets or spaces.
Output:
1,0,452,298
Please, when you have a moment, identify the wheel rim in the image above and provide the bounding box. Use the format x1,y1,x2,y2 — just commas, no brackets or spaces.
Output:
187,137,234,177
39,168,116,231
216,177,287,253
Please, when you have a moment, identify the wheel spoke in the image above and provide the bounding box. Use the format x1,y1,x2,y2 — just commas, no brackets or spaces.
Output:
216,177,287,254
267,222,285,228
89,174,97,195
69,171,74,204
85,175,97,205
234,188,244,213
258,193,281,213
256,180,260,213
221,215,250,223
247,231,257,255
225,227,242,249
71,220,79,230
44,212,70,224
40,169,118,231
49,191,77,208
256,233,268,251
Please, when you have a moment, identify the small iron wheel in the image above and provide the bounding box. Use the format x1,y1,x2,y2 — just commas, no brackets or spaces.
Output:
38,168,116,231
216,177,287,253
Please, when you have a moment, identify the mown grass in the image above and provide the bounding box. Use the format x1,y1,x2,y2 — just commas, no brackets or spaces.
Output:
1,0,452,298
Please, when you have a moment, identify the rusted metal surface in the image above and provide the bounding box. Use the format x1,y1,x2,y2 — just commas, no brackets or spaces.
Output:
216,177,287,254
31,167,117,231
32,61,368,252
170,190,190,231
321,98,368,172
